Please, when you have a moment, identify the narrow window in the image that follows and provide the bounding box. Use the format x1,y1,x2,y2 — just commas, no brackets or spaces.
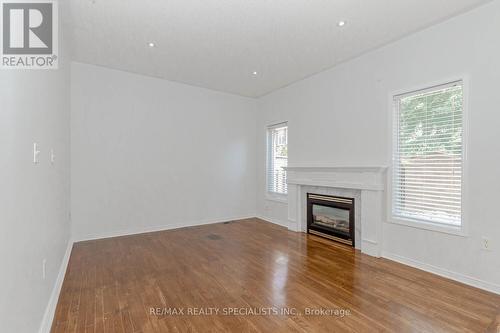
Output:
267,123,288,195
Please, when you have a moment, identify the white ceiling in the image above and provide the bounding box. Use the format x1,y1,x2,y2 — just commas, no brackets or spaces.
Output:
68,0,491,98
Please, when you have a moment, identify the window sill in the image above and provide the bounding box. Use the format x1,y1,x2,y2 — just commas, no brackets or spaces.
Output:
266,192,288,204
388,216,467,237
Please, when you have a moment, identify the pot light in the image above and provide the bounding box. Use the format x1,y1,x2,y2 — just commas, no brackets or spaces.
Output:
337,21,346,27
148,42,156,48
252,71,258,76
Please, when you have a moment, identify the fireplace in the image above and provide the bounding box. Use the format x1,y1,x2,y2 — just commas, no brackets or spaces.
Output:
307,193,354,246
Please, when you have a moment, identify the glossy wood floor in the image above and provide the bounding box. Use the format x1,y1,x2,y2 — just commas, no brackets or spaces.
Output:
52,218,500,333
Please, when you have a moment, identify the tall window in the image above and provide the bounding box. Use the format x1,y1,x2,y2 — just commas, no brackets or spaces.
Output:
392,81,464,227
267,123,288,195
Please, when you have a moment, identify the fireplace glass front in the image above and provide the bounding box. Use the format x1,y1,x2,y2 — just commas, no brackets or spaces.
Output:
307,194,354,246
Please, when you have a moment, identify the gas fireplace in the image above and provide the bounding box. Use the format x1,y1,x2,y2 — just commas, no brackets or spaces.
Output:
307,193,354,246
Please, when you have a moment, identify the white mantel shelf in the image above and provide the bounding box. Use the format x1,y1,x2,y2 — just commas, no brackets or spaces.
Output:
285,166,388,172
285,165,388,257
285,166,388,191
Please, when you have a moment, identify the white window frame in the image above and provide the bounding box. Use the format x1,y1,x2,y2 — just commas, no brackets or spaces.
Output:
387,77,469,237
266,121,288,203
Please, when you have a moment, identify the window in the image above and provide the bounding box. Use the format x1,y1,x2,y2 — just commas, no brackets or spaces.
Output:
267,122,288,195
392,81,464,227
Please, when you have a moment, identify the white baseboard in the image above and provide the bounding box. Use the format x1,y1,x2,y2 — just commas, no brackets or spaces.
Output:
256,215,289,229
74,215,255,242
361,239,380,257
38,238,74,333
382,251,500,295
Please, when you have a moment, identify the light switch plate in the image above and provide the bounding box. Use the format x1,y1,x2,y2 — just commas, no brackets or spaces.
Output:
481,237,492,251
42,259,47,279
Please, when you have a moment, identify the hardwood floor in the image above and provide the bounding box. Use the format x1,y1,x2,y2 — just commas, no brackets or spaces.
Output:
52,218,500,333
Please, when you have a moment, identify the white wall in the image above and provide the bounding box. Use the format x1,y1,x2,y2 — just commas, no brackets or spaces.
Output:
257,1,500,292
0,10,71,333
1,3,498,332
71,63,257,240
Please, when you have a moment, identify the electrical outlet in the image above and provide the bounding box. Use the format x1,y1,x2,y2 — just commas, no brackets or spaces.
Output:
42,259,47,280
481,237,491,251
33,143,40,164
50,148,55,164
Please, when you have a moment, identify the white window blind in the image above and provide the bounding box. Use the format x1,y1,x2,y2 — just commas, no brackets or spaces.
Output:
393,81,463,226
267,123,288,194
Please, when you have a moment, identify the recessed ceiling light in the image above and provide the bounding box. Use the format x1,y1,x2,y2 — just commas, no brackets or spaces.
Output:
148,42,156,48
337,21,346,27
252,71,258,76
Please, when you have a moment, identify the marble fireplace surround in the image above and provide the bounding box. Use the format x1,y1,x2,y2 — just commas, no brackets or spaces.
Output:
285,166,387,257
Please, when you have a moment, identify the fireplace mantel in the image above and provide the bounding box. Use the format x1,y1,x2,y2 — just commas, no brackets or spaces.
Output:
286,165,387,172
285,165,387,190
285,165,388,257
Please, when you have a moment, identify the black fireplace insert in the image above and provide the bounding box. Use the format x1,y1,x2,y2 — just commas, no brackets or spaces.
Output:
307,193,354,246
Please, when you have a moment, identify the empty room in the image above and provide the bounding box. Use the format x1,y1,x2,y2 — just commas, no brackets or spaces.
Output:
1,0,500,332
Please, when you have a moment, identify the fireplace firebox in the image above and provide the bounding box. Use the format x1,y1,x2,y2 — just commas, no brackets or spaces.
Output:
307,193,354,246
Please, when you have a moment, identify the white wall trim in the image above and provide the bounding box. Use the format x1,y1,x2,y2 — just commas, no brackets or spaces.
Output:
256,215,290,229
286,165,388,173
386,217,467,237
382,251,500,295
285,166,388,191
38,239,74,333
265,192,288,203
74,215,255,242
